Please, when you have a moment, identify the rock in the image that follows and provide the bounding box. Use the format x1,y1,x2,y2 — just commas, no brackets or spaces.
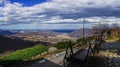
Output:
55,54,59,57
108,60,112,63
113,54,117,57
41,51,47,55
59,52,65,55
114,63,119,66
38,59,46,63
48,47,58,53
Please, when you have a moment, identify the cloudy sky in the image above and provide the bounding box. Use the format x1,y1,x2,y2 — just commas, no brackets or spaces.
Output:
0,0,120,30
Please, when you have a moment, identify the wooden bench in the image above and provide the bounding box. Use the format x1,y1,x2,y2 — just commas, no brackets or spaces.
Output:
73,49,89,60
73,45,93,61
63,41,96,67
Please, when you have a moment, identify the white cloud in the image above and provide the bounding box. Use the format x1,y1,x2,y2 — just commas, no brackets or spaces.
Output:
0,0,120,26
85,17,120,24
0,0,9,5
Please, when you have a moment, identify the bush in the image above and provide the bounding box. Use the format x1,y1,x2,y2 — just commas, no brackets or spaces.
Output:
77,36,94,43
0,45,48,65
107,35,112,40
116,34,120,38
54,41,72,49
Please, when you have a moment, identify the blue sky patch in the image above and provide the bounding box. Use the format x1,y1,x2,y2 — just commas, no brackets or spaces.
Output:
10,0,47,6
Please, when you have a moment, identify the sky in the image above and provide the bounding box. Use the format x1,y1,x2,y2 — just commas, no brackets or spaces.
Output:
0,0,120,30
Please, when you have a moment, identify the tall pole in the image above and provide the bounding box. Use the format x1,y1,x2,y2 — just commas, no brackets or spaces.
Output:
83,19,85,44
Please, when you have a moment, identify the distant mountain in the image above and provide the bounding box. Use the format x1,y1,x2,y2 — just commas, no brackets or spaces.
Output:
52,30,75,33
0,29,75,36
10,30,75,43
69,28,93,38
0,29,16,36
12,30,61,37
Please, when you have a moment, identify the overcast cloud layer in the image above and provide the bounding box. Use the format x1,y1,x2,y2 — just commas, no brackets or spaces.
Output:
0,0,120,27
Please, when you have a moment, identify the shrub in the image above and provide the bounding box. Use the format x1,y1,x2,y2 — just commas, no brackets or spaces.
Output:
54,41,72,49
77,36,94,43
107,35,112,40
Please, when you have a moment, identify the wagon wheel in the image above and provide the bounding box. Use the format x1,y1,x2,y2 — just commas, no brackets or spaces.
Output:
63,41,73,67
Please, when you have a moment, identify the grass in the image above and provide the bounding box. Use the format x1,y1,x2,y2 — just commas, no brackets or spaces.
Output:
0,45,48,65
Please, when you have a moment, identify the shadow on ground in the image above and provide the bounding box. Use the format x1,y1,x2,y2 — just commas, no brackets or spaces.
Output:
0,58,61,67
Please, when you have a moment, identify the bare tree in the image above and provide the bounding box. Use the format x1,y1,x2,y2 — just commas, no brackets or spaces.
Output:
93,22,110,41
110,23,119,37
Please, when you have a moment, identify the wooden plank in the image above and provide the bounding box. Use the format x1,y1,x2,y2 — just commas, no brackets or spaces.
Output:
73,49,89,60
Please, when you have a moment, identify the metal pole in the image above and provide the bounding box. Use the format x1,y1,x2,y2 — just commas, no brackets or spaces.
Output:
83,20,85,44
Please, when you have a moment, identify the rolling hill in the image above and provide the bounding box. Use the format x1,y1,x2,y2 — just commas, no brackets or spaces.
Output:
0,35,48,53
69,28,93,38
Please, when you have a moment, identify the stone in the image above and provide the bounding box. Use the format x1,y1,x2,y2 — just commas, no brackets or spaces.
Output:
113,54,117,57
55,54,59,57
109,63,113,66
48,47,58,53
114,63,119,66
61,51,66,54
38,59,46,63
108,60,112,63
41,51,47,55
